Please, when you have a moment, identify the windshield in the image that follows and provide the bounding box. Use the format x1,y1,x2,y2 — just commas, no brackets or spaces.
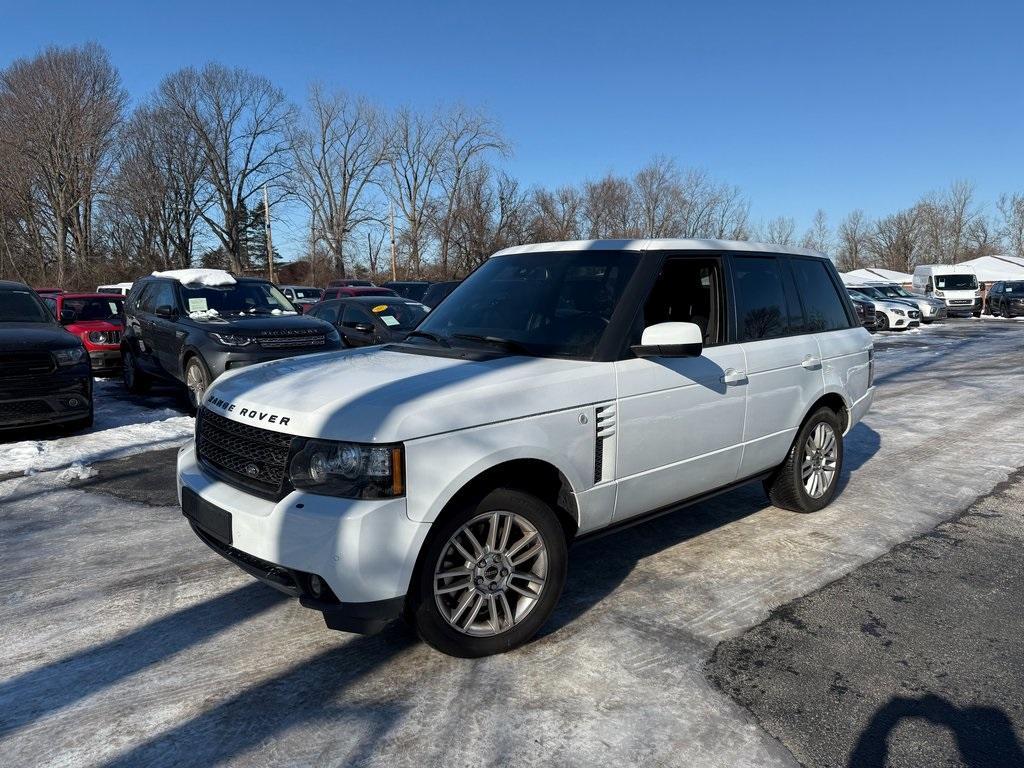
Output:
935,274,978,290
855,286,884,299
415,251,640,358
0,290,53,323
1002,281,1024,293
180,282,296,316
292,288,322,301
63,297,124,322
876,285,913,298
368,301,429,329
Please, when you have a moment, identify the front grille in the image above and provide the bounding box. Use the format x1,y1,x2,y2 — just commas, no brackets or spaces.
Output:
0,399,53,422
196,409,295,499
258,334,326,350
0,352,54,378
864,307,876,320
949,299,972,306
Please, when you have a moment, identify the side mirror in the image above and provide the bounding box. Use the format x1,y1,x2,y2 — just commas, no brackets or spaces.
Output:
354,322,374,333
293,303,304,314
59,309,76,324
631,322,703,358
155,304,176,319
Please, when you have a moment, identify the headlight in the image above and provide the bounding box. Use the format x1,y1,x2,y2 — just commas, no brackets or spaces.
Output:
891,308,905,316
208,332,253,347
289,439,404,498
54,347,86,366
87,331,109,344
934,290,945,297
974,290,982,297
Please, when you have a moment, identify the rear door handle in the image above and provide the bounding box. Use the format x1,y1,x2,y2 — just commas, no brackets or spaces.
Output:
721,368,748,385
802,355,822,370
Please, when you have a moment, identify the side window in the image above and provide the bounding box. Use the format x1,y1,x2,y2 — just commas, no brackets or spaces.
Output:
43,297,57,317
148,282,178,313
137,284,157,313
341,304,374,327
731,256,792,341
316,303,340,325
633,258,723,346
789,257,852,332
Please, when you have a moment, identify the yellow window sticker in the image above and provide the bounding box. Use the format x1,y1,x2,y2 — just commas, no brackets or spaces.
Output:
371,304,388,313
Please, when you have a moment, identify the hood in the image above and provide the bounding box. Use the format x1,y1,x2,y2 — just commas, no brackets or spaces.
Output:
65,319,123,332
0,322,82,351
203,346,614,442
188,314,330,334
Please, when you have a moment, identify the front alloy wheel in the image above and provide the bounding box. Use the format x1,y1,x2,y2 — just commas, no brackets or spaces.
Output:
765,406,844,513
410,488,567,657
185,357,209,412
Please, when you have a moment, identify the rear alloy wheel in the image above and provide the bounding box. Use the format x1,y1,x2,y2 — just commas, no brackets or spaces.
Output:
875,313,890,331
410,488,567,657
765,407,844,513
122,348,151,394
184,356,210,413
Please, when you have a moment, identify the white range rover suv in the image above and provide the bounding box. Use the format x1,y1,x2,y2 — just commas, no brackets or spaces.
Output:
177,240,874,657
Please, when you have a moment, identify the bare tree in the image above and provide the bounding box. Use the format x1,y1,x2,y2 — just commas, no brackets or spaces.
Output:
634,156,684,237
159,63,295,273
388,107,445,276
801,209,833,254
835,209,871,271
448,165,529,274
761,216,796,246
870,208,921,272
582,174,638,239
290,86,389,278
998,193,1024,259
0,43,126,284
433,106,507,277
527,185,583,242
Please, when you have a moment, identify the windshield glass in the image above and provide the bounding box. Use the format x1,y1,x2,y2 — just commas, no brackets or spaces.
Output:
935,274,978,290
180,282,296,316
876,285,913,298
1002,281,1024,293
855,286,883,299
292,288,322,301
368,300,429,329
63,297,124,322
415,251,640,358
0,290,53,323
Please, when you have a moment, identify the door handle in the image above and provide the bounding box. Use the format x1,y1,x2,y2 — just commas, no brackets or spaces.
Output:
801,355,822,370
721,368,748,385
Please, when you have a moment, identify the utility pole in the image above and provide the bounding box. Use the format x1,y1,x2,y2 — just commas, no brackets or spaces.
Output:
263,184,275,283
390,202,397,281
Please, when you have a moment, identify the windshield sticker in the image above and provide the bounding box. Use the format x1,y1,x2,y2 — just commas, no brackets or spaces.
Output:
371,304,389,313
188,298,208,312
380,315,400,326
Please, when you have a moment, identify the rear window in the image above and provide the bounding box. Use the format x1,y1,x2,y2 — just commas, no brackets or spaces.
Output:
731,256,793,341
789,258,852,332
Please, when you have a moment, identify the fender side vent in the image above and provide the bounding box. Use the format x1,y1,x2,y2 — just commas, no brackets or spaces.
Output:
594,404,616,483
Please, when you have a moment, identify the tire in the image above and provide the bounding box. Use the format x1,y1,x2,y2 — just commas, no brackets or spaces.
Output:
973,311,982,318
408,488,568,658
875,313,890,331
764,406,844,514
184,355,211,414
122,347,151,394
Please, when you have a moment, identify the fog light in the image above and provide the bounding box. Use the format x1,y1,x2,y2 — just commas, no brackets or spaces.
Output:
67,397,81,408
309,574,324,598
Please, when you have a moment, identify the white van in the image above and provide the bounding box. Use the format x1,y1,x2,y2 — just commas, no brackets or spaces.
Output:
177,240,874,657
96,282,134,296
912,265,980,317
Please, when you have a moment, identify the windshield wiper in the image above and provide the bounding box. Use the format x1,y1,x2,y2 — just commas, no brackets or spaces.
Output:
451,333,532,355
404,330,452,348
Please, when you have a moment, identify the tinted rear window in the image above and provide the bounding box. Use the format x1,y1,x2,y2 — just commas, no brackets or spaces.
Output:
789,258,852,332
732,256,792,341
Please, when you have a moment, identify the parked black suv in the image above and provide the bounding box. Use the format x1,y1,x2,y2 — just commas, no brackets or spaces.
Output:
0,280,93,432
306,296,430,346
122,273,342,410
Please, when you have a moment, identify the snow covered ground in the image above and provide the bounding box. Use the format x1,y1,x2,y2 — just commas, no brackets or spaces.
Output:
0,319,1023,767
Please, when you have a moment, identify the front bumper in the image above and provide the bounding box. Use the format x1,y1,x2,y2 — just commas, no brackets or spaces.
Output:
87,348,122,374
177,441,430,633
943,298,982,315
0,368,91,430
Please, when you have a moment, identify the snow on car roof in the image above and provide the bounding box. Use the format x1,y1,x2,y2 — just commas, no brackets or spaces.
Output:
492,238,828,259
151,268,237,287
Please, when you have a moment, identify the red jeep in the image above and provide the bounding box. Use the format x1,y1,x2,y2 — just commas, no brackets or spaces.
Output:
41,293,125,375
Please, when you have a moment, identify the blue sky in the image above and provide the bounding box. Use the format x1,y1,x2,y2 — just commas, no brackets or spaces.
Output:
2,0,1022,247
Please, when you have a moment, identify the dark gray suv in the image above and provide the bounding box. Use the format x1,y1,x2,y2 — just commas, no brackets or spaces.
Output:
122,274,342,410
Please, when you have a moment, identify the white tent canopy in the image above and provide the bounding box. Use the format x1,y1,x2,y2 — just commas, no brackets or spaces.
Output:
958,255,1024,283
844,267,914,284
